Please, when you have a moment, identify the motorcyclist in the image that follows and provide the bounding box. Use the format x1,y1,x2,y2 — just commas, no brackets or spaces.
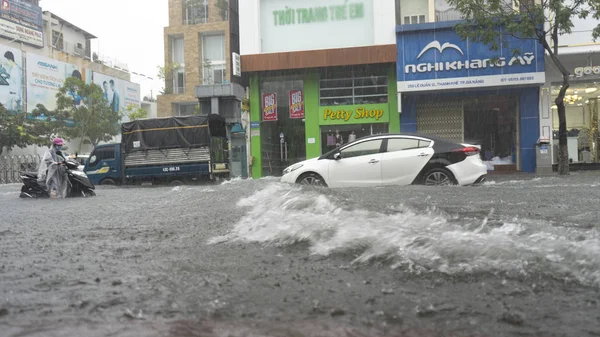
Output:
38,138,68,199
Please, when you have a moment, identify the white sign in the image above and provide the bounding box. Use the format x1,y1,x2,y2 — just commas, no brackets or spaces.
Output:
307,138,315,144
397,72,546,92
260,0,374,53
0,18,43,48
232,52,241,77
574,65,600,78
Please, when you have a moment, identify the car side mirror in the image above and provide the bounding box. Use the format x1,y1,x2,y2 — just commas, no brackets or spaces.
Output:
333,152,341,160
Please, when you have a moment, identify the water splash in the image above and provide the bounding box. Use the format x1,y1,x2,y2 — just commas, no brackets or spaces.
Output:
209,183,600,287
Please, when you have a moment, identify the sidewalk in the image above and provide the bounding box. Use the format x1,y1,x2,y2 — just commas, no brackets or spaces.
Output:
486,170,600,182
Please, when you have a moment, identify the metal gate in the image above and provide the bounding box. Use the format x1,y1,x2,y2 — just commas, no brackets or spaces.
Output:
0,155,41,184
416,100,464,143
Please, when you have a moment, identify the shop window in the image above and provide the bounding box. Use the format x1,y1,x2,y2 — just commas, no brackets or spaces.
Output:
320,70,388,106
321,123,389,154
340,139,383,159
386,138,430,152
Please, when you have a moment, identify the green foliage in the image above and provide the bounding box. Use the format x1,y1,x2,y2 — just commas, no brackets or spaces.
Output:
125,105,148,121
0,103,65,155
157,62,181,95
56,77,121,152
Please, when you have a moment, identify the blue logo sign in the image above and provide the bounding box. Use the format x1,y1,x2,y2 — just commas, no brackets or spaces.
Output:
37,61,58,70
396,27,545,92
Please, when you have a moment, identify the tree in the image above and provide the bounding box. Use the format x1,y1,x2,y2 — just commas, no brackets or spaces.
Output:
124,105,148,121
0,104,65,156
446,0,600,175
56,77,121,152
157,62,181,95
203,58,214,84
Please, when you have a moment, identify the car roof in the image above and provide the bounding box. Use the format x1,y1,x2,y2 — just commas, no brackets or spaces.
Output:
351,133,458,144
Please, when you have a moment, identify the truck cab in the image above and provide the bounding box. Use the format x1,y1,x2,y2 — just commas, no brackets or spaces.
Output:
84,144,121,185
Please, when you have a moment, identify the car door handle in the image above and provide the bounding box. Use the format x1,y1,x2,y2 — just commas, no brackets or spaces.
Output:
418,153,430,157
368,159,379,164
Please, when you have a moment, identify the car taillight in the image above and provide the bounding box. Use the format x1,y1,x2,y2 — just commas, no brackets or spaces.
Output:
453,146,480,156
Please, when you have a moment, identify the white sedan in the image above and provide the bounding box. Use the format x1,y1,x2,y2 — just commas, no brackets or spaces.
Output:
281,133,488,188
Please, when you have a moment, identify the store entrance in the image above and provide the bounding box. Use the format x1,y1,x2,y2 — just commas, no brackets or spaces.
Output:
260,79,306,176
463,96,519,171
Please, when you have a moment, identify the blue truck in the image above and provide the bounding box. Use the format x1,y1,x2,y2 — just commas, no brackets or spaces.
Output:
84,114,230,186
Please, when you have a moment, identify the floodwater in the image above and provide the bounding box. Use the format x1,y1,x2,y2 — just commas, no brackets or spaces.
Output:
1,173,599,336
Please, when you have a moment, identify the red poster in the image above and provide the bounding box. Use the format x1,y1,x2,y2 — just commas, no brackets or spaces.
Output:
289,90,304,119
262,93,277,121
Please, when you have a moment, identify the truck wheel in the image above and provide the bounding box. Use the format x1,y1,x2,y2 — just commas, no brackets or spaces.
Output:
100,178,116,186
170,180,183,186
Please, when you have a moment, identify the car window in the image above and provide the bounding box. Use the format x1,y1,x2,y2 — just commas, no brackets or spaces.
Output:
419,140,432,148
387,138,420,152
340,139,383,159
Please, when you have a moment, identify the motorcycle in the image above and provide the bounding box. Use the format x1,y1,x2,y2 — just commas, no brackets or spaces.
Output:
19,156,96,199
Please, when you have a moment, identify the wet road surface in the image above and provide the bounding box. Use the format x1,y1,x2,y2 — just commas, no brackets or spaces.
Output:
1,173,599,336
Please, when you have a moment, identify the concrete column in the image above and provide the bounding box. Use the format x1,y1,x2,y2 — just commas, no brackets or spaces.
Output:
211,97,219,115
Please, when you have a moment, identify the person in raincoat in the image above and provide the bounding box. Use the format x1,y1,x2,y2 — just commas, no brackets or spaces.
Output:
38,138,68,199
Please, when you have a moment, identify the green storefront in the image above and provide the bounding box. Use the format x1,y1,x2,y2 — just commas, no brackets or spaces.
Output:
248,64,399,178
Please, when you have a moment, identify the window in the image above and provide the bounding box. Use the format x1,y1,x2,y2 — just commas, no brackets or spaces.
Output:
174,71,185,94
185,0,208,24
89,146,115,167
52,30,63,50
178,104,198,116
403,15,426,24
387,138,431,152
320,68,388,106
172,37,184,65
340,139,383,159
202,34,226,84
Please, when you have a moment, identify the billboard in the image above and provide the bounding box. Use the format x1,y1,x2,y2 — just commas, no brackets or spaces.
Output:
259,0,374,53
0,0,44,48
26,53,95,112
91,72,141,119
0,44,22,113
396,26,546,92
26,52,66,112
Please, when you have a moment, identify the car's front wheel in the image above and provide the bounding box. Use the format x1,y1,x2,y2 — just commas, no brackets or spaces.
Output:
297,173,327,187
423,168,456,186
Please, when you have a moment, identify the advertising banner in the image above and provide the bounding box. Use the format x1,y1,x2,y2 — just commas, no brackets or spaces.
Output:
26,53,66,112
289,90,304,119
0,44,22,113
262,93,277,121
0,0,44,48
396,26,546,92
92,72,141,118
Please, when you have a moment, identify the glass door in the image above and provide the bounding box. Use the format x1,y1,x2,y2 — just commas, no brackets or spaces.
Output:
260,79,306,176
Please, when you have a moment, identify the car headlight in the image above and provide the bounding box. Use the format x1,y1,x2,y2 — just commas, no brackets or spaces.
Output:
283,163,303,175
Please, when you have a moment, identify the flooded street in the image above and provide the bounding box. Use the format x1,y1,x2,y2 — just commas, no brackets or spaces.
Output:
1,174,599,337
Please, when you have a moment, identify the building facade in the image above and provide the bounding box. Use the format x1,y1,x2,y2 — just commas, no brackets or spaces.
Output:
241,0,398,179
0,0,140,157
158,0,246,177
539,16,600,170
395,0,546,173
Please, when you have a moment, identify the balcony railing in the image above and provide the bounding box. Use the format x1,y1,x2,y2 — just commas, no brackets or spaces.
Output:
435,9,463,22
184,17,208,25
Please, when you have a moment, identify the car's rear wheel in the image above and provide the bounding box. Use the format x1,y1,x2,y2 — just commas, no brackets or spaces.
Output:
297,173,327,187
423,168,455,186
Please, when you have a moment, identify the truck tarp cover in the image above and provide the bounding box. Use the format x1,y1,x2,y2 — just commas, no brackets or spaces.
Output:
121,114,227,153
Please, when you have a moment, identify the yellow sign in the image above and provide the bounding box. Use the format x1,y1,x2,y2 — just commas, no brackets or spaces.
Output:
323,107,384,122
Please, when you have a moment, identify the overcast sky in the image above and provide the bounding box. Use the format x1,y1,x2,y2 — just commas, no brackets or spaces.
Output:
39,0,168,100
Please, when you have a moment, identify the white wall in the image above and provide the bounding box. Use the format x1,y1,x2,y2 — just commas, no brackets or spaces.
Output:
142,101,158,119
240,0,395,55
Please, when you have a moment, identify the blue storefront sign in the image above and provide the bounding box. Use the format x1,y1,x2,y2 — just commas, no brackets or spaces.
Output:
396,24,545,92
0,0,44,48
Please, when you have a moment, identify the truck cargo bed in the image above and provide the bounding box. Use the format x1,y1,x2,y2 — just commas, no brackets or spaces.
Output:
124,147,210,168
